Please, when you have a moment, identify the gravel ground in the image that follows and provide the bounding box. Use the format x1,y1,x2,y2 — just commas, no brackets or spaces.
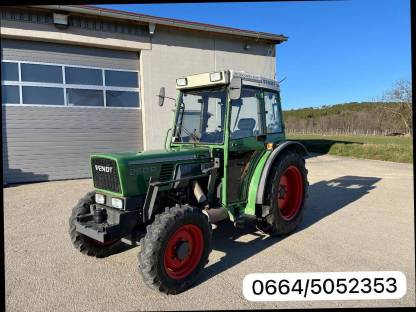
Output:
4,154,415,311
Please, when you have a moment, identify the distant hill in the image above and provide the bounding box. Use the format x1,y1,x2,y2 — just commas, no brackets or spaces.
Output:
284,102,383,119
282,101,408,135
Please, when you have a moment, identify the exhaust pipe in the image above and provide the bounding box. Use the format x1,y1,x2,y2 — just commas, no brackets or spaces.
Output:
191,180,207,204
191,180,228,223
202,207,229,224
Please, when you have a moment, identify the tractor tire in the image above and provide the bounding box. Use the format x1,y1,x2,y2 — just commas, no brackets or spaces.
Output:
69,191,123,258
138,204,212,294
263,151,309,236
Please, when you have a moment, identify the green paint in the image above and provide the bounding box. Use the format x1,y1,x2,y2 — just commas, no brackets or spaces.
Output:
90,70,291,220
91,147,210,197
221,90,231,208
244,150,271,215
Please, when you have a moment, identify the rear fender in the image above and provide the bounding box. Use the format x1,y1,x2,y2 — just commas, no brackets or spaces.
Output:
255,141,308,207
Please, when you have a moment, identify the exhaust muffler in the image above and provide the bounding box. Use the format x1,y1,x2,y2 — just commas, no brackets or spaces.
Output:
191,180,229,223
203,207,229,224
191,180,207,204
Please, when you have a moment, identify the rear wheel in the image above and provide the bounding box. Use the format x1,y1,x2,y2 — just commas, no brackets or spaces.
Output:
139,205,212,294
69,191,123,258
264,151,308,236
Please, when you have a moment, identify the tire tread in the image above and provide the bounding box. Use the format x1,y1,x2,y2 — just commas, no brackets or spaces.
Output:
138,205,212,294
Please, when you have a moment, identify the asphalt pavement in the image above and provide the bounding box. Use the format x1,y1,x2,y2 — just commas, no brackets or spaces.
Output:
4,154,415,311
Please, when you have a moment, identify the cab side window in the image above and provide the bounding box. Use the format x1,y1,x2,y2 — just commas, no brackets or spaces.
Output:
230,87,262,139
264,91,283,134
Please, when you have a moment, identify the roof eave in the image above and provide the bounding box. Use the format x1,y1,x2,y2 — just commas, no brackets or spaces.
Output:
32,4,288,44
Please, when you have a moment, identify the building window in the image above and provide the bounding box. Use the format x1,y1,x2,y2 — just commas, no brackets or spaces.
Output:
65,67,102,85
1,85,20,104
67,89,104,107
1,60,140,108
106,90,139,107
1,62,19,81
21,63,63,83
105,70,138,88
22,86,65,105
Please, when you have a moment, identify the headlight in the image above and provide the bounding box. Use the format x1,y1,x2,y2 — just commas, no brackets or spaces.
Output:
95,193,105,204
210,72,222,82
176,78,187,86
111,198,123,209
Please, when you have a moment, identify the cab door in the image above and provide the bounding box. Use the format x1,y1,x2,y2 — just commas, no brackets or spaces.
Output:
225,86,266,204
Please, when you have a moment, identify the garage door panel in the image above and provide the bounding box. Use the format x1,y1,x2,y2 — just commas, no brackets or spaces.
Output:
4,129,142,135
2,40,143,184
3,124,141,131
4,141,142,148
4,147,142,156
2,39,140,70
3,105,143,183
3,110,142,120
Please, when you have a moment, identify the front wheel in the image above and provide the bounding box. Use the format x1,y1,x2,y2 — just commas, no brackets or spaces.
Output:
69,191,123,258
264,151,309,236
138,205,212,294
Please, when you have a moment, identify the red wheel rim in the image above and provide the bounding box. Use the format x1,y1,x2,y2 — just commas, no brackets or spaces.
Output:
163,224,204,280
276,165,304,221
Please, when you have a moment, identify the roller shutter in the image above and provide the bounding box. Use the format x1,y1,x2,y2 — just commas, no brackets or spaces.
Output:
2,39,143,184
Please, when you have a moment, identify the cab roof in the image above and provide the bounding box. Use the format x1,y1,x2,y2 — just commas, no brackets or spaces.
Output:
176,70,279,92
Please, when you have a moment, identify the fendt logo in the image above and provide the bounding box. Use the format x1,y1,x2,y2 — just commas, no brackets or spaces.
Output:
95,165,113,173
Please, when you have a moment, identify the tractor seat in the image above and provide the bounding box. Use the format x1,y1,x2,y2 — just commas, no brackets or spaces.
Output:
232,118,256,139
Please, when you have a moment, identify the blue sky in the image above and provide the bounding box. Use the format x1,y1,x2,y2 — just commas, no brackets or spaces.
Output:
98,1,411,110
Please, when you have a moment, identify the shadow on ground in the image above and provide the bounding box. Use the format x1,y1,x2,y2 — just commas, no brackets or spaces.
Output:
193,175,380,288
2,169,49,187
291,139,363,156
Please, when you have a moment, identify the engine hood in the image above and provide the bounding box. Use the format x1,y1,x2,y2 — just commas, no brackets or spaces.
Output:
92,147,210,165
90,147,211,196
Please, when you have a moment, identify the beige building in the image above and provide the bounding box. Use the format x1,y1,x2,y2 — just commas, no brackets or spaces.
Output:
1,5,287,183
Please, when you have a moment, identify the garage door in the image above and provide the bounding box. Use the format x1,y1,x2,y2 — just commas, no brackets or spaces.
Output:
1,39,143,184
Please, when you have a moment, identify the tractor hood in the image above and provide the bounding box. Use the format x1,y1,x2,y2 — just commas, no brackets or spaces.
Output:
90,147,211,196
107,147,210,165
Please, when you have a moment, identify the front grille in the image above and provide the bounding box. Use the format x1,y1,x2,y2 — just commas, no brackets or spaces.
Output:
159,163,174,182
91,158,121,193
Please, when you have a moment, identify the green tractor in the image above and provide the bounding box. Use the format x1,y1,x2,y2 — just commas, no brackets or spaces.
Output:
69,70,309,294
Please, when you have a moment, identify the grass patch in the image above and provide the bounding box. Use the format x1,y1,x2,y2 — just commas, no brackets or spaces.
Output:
287,134,413,163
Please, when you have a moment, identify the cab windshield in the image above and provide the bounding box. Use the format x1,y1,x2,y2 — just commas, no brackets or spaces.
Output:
174,86,226,144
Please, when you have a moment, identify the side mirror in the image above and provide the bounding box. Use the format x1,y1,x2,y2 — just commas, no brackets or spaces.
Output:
229,77,242,100
158,87,165,106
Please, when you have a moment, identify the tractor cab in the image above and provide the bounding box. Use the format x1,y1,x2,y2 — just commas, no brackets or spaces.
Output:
171,70,284,145
167,70,286,206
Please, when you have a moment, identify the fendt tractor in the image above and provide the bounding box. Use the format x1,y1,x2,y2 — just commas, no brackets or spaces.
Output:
69,70,309,294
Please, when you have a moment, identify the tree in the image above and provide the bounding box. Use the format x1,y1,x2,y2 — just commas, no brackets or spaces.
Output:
369,96,387,133
382,79,413,135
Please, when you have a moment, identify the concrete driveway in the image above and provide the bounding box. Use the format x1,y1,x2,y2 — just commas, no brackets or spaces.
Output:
4,154,415,311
